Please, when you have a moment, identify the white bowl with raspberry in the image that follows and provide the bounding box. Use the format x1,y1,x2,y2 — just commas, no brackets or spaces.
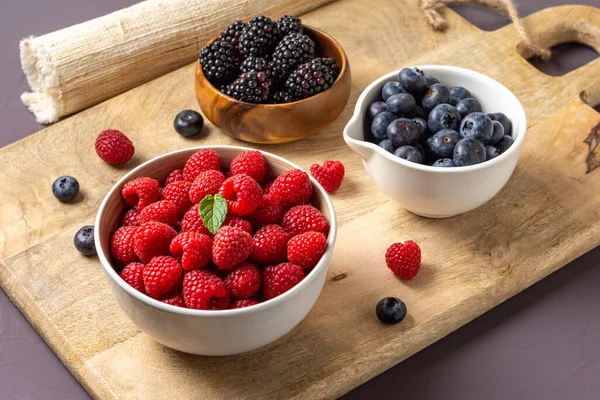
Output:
95,146,336,355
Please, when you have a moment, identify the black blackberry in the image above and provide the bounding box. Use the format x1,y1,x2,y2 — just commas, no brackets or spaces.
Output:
272,91,295,103
219,20,246,48
277,15,303,36
270,33,315,81
238,16,280,58
223,71,271,103
240,56,272,77
285,57,339,100
199,41,239,84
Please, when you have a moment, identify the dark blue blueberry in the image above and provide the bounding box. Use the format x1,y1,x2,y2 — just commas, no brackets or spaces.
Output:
485,145,501,160
394,145,423,163
421,83,451,112
488,112,512,136
449,86,471,106
371,111,397,141
496,135,515,153
397,67,428,97
387,118,419,147
52,176,79,202
428,104,461,134
427,129,460,159
432,158,456,167
455,98,482,119
174,110,204,137
412,141,425,158
409,106,426,119
489,120,504,145
74,226,96,256
459,112,493,144
386,93,416,116
424,75,439,86
378,139,395,153
412,117,430,142
368,101,387,120
376,297,407,325
381,81,405,101
453,138,486,166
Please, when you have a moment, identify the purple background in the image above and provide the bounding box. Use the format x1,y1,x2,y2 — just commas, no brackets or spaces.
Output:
1,1,599,399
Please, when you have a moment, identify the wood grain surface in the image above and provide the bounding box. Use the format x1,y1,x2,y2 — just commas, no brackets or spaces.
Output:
1,0,600,399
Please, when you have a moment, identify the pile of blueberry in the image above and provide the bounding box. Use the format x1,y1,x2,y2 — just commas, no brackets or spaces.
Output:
366,67,514,167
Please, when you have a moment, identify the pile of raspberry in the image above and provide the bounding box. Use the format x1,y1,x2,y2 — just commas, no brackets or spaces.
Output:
111,149,330,310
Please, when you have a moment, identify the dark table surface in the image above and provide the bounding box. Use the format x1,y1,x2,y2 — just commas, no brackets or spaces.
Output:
1,1,599,399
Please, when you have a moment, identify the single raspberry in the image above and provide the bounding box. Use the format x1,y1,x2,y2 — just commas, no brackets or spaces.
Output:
230,150,267,182
262,181,273,195
161,180,193,216
110,226,139,267
134,222,177,264
138,200,179,226
218,174,263,216
262,263,305,301
224,262,261,299
169,232,212,271
282,205,329,236
181,204,212,236
230,299,259,309
183,149,221,182
212,226,253,270
385,240,421,280
95,129,135,165
251,224,291,265
161,293,186,307
122,209,141,227
183,269,230,310
269,169,313,208
143,256,183,299
310,160,345,193
287,231,327,269
224,215,253,235
189,170,225,203
119,262,145,293
246,195,283,230
164,169,183,186
122,177,160,211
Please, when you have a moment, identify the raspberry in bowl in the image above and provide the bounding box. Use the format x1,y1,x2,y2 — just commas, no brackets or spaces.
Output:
95,146,336,355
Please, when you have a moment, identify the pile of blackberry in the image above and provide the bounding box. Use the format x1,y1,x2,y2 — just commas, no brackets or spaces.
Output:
199,15,340,104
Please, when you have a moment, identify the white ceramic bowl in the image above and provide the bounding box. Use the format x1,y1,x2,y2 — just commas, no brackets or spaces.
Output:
95,146,337,356
344,65,526,218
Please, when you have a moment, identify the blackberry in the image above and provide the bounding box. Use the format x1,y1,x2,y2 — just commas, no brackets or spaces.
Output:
223,71,271,103
238,16,280,57
277,15,303,36
240,56,272,78
272,91,294,103
219,20,246,48
270,33,315,81
199,41,239,84
285,57,339,100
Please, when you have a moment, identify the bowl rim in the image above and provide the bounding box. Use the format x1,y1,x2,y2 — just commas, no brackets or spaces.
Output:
343,65,527,173
197,25,349,108
95,145,337,317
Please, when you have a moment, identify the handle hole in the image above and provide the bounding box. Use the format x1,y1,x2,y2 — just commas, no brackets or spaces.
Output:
526,42,598,77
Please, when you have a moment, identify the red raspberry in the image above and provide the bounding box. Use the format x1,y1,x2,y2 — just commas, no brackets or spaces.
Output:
183,149,221,182
134,222,177,263
262,263,305,301
119,262,145,293
183,269,230,310
181,204,212,236
143,256,183,299
282,205,329,236
95,129,135,165
218,174,263,216
251,224,291,265
122,177,160,211
310,160,345,193
122,209,141,227
224,215,253,235
385,240,421,280
164,169,183,186
169,232,212,271
138,200,179,226
230,150,267,182
110,226,139,267
212,226,252,270
230,299,259,309
269,169,313,208
262,181,273,195
189,170,225,203
161,293,186,307
161,180,192,216
287,231,327,269
224,262,261,299
246,195,283,230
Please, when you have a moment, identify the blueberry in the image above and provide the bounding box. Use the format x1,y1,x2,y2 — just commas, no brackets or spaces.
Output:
485,145,501,159
455,98,482,119
412,117,430,142
424,75,439,86
459,112,493,144
387,118,419,147
489,120,504,145
376,297,407,325
371,111,397,141
386,93,416,116
409,106,426,119
394,145,423,163
428,104,461,133
368,101,387,120
496,135,515,153
427,129,460,159
488,112,512,136
412,141,425,158
174,110,204,137
449,86,471,105
52,176,79,202
432,158,456,167
398,67,428,97
382,81,405,101
421,83,451,112
453,138,486,166
379,139,395,153
74,226,96,256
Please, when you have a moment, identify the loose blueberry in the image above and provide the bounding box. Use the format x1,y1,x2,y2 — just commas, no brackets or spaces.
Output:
394,145,423,163
489,120,504,146
74,226,96,256
424,75,439,86
427,129,461,159
449,86,471,105
174,110,204,137
496,135,515,153
421,83,451,112
386,93,416,116
453,137,486,166
387,118,419,147
368,101,387,120
371,111,397,141
432,158,456,167
485,145,501,159
397,67,428,97
488,112,512,136
409,106,426,119
459,112,493,144
52,176,79,202
379,139,396,153
382,81,405,101
428,104,461,134
412,117,430,142
376,297,407,325
455,98,482,119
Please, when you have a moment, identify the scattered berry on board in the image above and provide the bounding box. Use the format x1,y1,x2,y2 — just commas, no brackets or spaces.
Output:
95,129,135,165
385,240,421,280
376,297,407,325
74,225,96,256
52,175,79,202
174,110,204,137
310,160,345,193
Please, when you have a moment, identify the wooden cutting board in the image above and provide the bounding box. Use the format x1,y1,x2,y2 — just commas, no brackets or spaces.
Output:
2,0,600,398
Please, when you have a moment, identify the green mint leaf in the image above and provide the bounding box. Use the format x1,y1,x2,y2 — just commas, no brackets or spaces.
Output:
199,194,228,235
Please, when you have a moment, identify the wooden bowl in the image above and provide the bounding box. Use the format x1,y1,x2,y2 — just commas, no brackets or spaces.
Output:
195,26,351,144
